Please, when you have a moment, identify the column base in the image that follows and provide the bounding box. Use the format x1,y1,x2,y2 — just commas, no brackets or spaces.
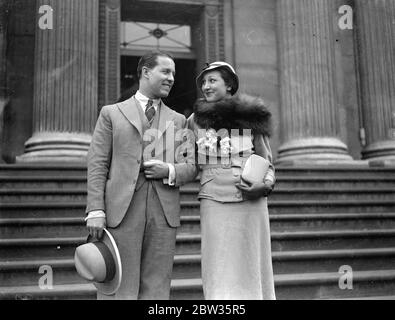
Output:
362,140,395,161
16,132,92,163
276,137,353,164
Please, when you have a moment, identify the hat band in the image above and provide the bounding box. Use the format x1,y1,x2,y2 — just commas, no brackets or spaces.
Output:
94,242,116,282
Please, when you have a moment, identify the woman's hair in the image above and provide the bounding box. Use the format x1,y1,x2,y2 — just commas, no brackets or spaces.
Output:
202,67,238,95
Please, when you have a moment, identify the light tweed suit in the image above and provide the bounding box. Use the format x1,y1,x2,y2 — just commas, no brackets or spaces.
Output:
86,96,197,299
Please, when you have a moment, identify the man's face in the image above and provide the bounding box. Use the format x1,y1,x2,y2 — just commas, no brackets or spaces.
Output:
145,56,175,99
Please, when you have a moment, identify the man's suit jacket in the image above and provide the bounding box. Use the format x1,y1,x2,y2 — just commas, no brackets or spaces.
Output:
86,96,197,228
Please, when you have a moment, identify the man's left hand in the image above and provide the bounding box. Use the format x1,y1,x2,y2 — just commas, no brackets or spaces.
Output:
144,160,169,179
236,180,274,200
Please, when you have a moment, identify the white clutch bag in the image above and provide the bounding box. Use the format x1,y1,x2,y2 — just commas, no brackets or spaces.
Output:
241,154,270,185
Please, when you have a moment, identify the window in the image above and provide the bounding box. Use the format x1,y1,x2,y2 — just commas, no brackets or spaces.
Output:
120,22,192,53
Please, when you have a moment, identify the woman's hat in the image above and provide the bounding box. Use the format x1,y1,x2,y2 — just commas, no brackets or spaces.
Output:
74,228,122,295
196,61,239,95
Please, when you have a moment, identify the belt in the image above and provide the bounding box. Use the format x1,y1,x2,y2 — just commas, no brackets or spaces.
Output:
203,162,232,169
203,157,248,169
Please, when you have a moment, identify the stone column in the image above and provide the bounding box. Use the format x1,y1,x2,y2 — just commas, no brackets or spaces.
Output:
276,0,352,162
98,0,120,107
354,0,395,160
0,0,8,163
17,0,99,162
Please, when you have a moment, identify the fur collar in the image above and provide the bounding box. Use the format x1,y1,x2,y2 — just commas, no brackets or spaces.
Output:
193,94,272,136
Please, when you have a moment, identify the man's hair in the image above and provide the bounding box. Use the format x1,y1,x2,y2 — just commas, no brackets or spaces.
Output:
137,51,174,80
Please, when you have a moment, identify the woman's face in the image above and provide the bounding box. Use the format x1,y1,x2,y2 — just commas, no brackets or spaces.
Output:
201,70,232,102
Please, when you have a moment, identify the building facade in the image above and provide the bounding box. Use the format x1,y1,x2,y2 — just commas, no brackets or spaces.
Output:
1,0,394,164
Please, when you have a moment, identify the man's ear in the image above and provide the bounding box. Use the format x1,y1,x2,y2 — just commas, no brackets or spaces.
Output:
142,66,150,79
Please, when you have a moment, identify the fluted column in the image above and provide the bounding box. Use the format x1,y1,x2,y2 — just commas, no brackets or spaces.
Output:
276,0,352,162
17,0,99,162
98,0,120,107
355,0,395,160
0,0,8,163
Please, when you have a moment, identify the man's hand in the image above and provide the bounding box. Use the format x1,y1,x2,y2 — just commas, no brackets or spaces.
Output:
236,180,274,200
144,160,169,179
87,217,106,240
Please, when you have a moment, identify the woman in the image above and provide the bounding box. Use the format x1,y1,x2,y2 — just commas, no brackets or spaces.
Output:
188,62,276,300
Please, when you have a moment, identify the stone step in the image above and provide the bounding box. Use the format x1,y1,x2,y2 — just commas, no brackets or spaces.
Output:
0,202,86,219
0,217,86,238
275,166,395,178
0,233,200,257
7,229,393,259
0,259,85,287
180,187,395,202
181,200,395,215
172,254,202,280
170,270,395,300
175,229,395,254
4,211,394,238
179,213,395,234
172,248,395,279
0,176,87,189
0,237,85,260
0,189,88,203
170,278,203,300
2,186,395,203
175,234,201,255
268,200,395,214
0,164,87,177
3,208,395,237
275,270,395,300
1,164,394,177
0,283,96,300
4,270,395,300
269,213,395,231
2,172,395,189
276,177,395,189
273,248,395,274
271,229,395,251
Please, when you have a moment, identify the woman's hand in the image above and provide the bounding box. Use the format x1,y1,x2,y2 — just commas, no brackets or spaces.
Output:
236,179,274,200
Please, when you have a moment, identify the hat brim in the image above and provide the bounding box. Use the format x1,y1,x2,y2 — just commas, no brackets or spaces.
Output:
93,229,122,296
196,65,239,95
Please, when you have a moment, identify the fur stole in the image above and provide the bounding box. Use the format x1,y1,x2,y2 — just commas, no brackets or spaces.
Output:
193,94,272,137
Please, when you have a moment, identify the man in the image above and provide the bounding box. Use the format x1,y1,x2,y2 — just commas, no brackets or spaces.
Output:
85,51,197,299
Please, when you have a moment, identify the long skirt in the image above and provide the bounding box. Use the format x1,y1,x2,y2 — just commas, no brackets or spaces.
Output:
200,198,276,300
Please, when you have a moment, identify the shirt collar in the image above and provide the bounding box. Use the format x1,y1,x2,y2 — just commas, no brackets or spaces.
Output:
135,90,161,111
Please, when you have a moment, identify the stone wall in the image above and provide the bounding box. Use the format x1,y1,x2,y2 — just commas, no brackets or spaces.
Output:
231,0,280,158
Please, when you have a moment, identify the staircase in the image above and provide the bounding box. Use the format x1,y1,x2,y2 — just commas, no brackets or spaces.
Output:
1,164,395,300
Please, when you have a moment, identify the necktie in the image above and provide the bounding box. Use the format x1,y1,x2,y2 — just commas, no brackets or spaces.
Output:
145,99,156,124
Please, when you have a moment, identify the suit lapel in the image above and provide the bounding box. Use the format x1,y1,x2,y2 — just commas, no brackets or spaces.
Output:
117,96,143,136
150,102,175,157
157,102,174,141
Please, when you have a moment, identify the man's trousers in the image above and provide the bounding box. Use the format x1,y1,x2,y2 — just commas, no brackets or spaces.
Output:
97,173,177,300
